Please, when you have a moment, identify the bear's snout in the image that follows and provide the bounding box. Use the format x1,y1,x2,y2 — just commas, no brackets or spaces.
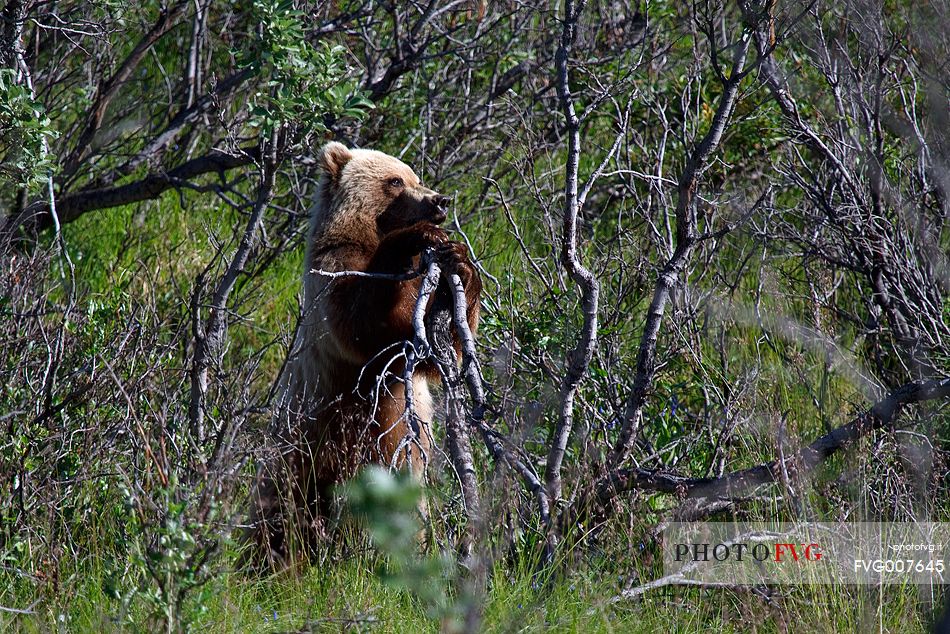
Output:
426,193,451,224
376,186,451,231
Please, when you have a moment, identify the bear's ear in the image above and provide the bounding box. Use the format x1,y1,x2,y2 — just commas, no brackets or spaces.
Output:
318,141,352,180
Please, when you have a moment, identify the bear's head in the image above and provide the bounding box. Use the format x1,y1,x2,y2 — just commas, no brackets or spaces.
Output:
315,142,450,236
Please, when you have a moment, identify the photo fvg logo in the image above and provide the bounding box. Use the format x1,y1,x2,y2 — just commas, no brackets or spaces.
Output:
673,542,823,563
665,523,950,585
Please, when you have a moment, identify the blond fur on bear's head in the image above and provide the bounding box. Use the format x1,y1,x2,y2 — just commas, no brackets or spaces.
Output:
309,142,449,247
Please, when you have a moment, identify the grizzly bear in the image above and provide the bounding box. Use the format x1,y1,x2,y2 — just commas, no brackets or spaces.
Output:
245,142,482,567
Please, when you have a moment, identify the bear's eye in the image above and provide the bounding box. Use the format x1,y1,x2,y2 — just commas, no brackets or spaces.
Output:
387,177,404,188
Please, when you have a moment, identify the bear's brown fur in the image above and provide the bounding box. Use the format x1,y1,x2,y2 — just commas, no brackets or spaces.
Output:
245,142,481,567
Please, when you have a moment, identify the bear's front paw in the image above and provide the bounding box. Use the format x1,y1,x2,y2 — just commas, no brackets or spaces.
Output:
436,242,477,284
413,223,450,249
375,223,449,272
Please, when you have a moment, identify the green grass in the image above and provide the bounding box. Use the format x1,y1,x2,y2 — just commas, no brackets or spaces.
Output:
0,552,939,632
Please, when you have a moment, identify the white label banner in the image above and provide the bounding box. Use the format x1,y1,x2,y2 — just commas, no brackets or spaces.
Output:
663,522,950,585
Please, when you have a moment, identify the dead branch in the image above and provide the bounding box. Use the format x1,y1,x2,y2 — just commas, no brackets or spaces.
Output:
441,266,552,529
543,0,602,560
3,146,259,240
409,249,552,559
606,23,755,472
596,377,950,505
419,251,482,566
189,135,278,443
60,0,192,180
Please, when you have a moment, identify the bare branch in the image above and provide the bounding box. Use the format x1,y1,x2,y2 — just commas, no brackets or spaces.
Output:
4,146,258,239
422,254,482,568
597,377,950,504
546,0,600,526
60,0,192,179
607,28,754,470
189,136,278,442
